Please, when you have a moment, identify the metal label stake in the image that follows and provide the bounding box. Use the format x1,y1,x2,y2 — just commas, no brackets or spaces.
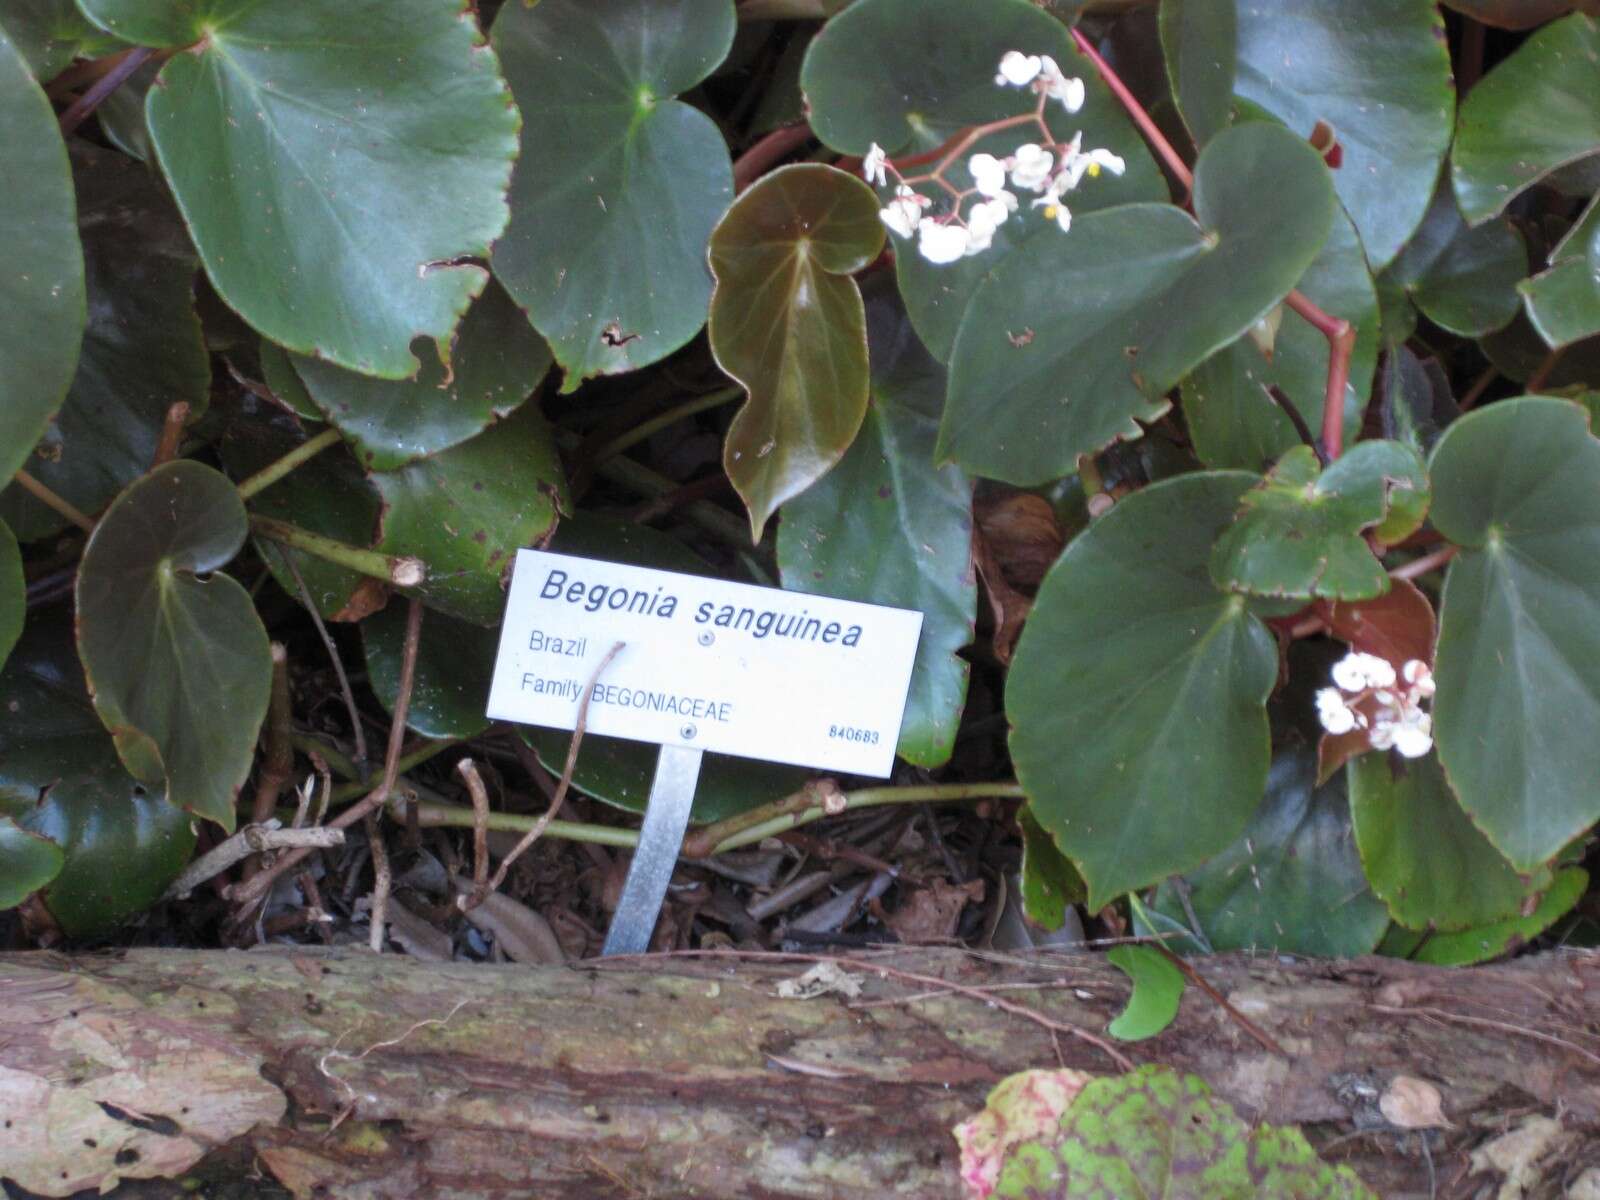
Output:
601,744,704,956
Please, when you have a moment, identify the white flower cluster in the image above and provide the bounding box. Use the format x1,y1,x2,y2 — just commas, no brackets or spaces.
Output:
1316,652,1436,759
861,51,1127,266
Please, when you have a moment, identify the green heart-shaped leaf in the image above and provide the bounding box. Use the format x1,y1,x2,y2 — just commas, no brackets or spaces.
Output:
491,0,735,387
1350,751,1549,932
290,283,551,472
1430,398,1600,870
981,1065,1378,1199
1017,807,1086,932
1009,473,1278,910
1106,946,1184,1042
1210,441,1428,602
800,0,1166,362
1154,745,1390,958
709,164,885,540
78,0,519,379
363,603,496,741
1520,221,1600,350
373,403,566,626
1183,205,1377,472
0,610,195,934
1380,867,1588,966
941,122,1335,485
0,23,84,487
76,460,272,830
0,520,20,671
1235,0,1453,270
0,817,64,910
1159,0,1235,147
1454,14,1600,225
1,142,210,541
776,282,973,766
1382,183,1527,338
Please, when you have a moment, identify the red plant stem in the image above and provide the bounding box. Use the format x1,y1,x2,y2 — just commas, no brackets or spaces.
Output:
1070,26,1357,460
1390,545,1458,582
58,46,154,136
732,124,814,192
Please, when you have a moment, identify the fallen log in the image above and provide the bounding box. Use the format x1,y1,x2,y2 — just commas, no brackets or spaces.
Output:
1,947,1596,1197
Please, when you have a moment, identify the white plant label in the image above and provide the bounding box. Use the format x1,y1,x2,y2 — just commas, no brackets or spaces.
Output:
486,550,924,777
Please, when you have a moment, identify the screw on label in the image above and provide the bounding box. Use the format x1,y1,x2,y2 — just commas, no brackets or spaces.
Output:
680,723,698,740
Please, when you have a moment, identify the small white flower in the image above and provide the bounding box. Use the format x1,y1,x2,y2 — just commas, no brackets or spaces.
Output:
862,143,889,188
1009,143,1055,191
1391,708,1433,758
879,186,926,239
1402,659,1435,698
968,152,1009,198
1059,141,1127,191
1037,56,1086,113
917,217,971,265
995,51,1042,87
964,197,1011,254
1331,651,1397,693
1316,688,1359,736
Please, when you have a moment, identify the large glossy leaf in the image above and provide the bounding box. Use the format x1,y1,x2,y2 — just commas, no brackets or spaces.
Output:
0,142,209,541
775,283,972,765
0,519,19,671
1153,747,1389,958
1350,752,1547,933
1159,0,1235,147
978,1066,1377,1199
372,404,565,626
1429,398,1600,870
709,165,883,540
1183,207,1377,472
941,122,1335,485
1009,473,1278,909
800,0,1166,362
220,402,386,621
290,283,551,471
1454,14,1600,225
0,611,195,934
0,23,84,487
1520,221,1600,350
1234,0,1452,270
78,0,518,379
1381,868,1588,966
2,0,121,77
1382,184,1527,339
491,0,735,386
0,817,63,910
1209,441,1428,602
75,461,272,831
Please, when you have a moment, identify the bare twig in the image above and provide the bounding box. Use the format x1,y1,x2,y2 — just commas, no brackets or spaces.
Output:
458,758,491,897
1390,545,1458,582
365,808,392,954
250,644,295,827
149,401,190,470
1150,942,1288,1057
163,821,345,901
228,599,425,916
282,553,368,773
460,642,625,910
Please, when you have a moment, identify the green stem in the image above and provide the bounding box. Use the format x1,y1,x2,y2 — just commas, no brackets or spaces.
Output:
703,781,1026,854
235,428,343,500
587,386,744,467
291,733,360,781
397,800,642,849
326,739,460,804
250,515,425,587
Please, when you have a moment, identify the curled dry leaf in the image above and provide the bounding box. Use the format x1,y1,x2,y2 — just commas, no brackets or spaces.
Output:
775,961,865,1000
973,528,1031,665
974,487,1065,589
1378,1074,1453,1130
886,877,987,944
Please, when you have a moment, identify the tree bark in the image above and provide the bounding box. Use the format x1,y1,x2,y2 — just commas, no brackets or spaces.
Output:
1,947,1596,1198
